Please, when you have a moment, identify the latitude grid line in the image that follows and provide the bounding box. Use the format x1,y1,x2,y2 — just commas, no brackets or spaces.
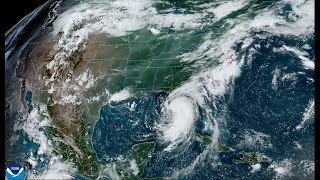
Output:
90,31,197,91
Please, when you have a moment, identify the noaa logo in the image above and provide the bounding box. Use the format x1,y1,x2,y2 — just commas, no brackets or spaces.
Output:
5,164,24,180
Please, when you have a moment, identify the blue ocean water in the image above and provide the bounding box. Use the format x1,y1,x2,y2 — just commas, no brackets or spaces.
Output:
91,32,314,179
92,92,167,162
190,35,314,179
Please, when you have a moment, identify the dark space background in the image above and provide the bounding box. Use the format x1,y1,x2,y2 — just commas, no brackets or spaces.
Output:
4,0,49,32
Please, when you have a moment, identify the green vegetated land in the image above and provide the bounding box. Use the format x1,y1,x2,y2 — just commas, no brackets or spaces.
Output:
193,132,272,166
232,151,272,165
91,29,202,94
193,133,234,153
116,142,156,179
42,29,203,179
25,1,283,178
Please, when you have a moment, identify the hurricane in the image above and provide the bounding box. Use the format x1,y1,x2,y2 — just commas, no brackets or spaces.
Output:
5,0,314,179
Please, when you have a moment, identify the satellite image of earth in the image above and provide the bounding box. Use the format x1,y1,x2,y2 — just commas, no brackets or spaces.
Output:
5,0,314,179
